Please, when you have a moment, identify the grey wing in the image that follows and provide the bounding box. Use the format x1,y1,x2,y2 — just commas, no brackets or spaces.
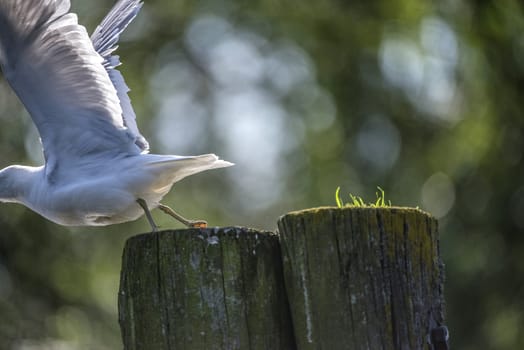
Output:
91,0,149,153
0,0,142,173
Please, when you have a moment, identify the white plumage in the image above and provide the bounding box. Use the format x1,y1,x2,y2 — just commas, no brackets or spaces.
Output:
0,0,233,229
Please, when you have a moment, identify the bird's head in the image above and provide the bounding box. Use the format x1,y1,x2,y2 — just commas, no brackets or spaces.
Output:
0,165,40,203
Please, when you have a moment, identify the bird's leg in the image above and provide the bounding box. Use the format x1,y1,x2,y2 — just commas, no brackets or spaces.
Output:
137,198,159,232
157,203,208,228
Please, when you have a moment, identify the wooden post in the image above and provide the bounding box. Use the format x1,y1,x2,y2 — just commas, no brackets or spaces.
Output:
118,228,295,350
277,207,445,349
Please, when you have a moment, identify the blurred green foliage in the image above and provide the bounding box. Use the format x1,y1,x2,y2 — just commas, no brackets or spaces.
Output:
1,0,524,348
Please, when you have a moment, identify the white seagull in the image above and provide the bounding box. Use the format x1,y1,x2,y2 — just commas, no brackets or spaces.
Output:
0,0,233,231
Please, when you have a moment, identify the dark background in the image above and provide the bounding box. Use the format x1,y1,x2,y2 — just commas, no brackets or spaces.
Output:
1,0,523,348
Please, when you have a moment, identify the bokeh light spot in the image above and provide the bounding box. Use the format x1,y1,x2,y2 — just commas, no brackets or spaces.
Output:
421,172,455,218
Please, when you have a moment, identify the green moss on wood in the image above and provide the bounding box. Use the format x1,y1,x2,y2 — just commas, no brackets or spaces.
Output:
282,205,433,218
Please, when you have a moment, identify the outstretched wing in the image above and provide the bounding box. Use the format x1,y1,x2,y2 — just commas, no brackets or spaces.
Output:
0,0,142,175
91,0,149,153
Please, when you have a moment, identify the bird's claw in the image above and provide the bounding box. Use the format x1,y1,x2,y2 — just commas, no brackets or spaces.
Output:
188,220,208,229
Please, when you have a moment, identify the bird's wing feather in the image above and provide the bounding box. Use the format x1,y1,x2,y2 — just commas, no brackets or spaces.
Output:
0,0,141,176
91,0,149,152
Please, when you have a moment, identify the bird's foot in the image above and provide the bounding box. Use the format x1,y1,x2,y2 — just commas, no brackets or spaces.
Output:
186,220,208,229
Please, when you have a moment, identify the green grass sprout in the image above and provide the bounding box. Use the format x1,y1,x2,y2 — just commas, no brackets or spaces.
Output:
336,186,392,208
350,193,366,206
335,187,344,207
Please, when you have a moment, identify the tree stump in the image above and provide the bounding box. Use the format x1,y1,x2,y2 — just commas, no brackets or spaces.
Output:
118,227,295,350
278,207,445,350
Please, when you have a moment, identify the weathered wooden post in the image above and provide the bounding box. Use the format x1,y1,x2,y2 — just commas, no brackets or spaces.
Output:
118,227,295,350
119,208,447,349
277,207,446,349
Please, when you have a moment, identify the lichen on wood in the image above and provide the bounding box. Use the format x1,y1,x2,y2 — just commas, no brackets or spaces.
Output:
278,206,445,350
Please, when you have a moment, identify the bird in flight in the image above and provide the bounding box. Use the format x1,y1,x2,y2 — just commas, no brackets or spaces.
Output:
0,0,233,231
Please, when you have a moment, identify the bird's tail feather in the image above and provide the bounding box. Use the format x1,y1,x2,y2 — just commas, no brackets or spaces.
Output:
147,154,234,183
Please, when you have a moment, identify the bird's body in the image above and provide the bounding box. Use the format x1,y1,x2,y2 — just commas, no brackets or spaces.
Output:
0,154,224,226
0,0,232,229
